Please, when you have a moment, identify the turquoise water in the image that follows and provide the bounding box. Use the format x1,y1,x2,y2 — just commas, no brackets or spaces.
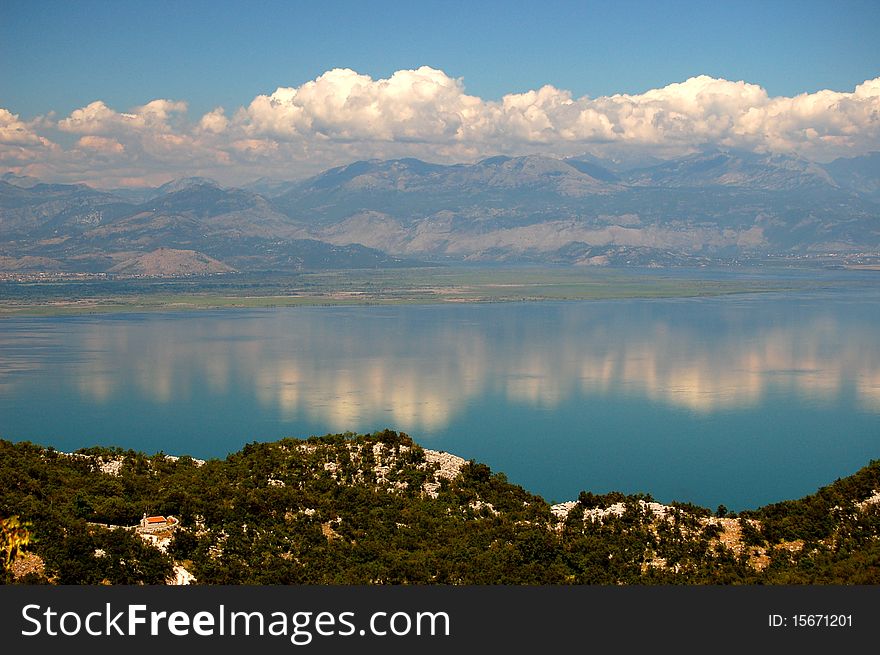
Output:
2,280,879,510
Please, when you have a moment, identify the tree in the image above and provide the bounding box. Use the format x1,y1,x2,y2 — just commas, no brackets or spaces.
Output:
1,516,32,576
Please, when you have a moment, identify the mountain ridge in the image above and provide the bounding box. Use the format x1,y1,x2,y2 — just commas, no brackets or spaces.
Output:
3,149,879,274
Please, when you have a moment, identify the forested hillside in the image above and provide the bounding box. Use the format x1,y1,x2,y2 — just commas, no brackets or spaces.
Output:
2,431,879,585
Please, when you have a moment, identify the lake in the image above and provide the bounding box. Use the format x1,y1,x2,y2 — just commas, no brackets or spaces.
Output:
2,274,879,511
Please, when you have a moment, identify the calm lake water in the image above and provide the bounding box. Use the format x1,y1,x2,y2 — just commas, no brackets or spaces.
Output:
2,275,879,510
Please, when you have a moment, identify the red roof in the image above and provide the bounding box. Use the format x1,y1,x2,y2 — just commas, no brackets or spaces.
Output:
145,516,167,524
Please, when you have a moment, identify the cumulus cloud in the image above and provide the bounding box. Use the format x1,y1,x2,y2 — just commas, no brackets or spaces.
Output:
240,67,481,142
57,101,128,135
0,108,56,167
0,108,49,146
197,107,229,134
58,99,187,135
231,69,880,161
3,68,880,186
76,135,125,154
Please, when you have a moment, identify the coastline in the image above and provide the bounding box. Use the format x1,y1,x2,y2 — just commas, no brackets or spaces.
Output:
0,266,820,318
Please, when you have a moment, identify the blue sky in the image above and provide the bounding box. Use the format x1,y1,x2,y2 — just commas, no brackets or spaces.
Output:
1,0,878,186
3,0,878,118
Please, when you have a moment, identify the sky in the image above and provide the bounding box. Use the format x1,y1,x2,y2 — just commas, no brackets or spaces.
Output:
1,0,879,187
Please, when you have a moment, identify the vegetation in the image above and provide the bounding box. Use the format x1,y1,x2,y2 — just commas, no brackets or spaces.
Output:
0,267,812,317
1,431,879,585
1,516,32,578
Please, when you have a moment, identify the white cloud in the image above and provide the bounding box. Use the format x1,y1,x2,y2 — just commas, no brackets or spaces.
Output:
3,68,880,186
58,99,187,135
0,108,56,168
197,107,229,134
240,66,480,142
76,135,125,154
232,70,880,161
0,108,50,146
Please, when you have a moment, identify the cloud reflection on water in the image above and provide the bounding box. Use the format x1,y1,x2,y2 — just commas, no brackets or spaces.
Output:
2,299,879,437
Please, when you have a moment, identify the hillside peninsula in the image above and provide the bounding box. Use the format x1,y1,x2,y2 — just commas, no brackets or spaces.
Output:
2,430,879,585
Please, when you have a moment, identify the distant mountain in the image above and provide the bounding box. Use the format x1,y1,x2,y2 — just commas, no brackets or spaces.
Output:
826,152,880,198
565,151,663,174
102,186,156,204
3,150,879,274
104,177,224,204
274,151,879,262
562,157,621,183
0,178,418,275
241,176,303,198
1,172,41,188
108,248,235,276
147,183,263,219
272,155,617,230
295,155,612,195
622,148,838,190
153,176,221,197
0,180,132,235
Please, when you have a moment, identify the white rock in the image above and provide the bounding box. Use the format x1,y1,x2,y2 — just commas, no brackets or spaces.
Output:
167,564,196,586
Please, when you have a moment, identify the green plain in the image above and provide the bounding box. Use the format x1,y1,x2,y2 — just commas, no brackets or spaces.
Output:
0,267,811,317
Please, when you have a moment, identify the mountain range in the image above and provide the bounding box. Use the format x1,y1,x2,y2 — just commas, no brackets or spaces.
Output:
2,148,879,275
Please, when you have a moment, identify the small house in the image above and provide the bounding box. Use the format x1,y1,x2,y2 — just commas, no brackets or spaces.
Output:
136,513,176,534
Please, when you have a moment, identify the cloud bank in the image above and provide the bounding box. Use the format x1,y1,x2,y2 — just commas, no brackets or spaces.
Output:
3,67,880,187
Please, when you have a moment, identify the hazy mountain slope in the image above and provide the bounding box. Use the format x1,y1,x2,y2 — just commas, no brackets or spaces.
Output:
3,150,879,273
0,179,413,274
276,151,879,261
826,152,880,198
108,248,236,276
0,181,135,235
272,155,616,226
621,149,839,190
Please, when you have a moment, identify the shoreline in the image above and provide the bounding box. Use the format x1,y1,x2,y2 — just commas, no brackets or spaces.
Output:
0,265,831,318
0,285,810,318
